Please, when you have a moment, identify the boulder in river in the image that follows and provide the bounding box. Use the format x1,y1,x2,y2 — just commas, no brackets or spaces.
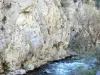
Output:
6,69,26,75
96,71,100,75
24,64,34,71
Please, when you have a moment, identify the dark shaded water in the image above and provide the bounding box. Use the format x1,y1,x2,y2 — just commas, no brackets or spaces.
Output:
96,0,100,8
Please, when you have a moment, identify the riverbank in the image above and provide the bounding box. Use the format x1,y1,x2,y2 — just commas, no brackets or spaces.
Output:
4,49,100,75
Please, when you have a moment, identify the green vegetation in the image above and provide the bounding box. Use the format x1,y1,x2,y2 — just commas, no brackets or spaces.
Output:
94,45,100,61
1,60,10,72
70,64,98,75
83,68,98,75
76,68,98,75
77,65,85,69
2,16,7,24
85,0,90,4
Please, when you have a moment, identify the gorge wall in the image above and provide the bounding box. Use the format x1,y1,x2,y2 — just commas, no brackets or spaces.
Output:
0,0,98,71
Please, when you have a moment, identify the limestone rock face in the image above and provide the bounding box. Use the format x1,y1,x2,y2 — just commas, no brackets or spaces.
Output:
0,0,97,71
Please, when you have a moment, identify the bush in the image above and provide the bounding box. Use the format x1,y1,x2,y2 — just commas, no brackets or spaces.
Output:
1,60,10,72
80,68,98,75
85,0,90,4
70,68,98,75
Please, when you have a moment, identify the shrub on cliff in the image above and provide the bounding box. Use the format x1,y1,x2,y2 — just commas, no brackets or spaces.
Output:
1,60,10,72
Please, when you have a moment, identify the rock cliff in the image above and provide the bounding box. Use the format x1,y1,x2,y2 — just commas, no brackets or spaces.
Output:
0,0,98,71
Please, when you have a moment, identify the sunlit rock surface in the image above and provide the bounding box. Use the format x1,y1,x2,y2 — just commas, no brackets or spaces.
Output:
0,0,97,71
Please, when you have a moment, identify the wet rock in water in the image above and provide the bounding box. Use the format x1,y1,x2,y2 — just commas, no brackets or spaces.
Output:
96,71,100,75
24,64,34,71
6,69,26,75
6,72,15,75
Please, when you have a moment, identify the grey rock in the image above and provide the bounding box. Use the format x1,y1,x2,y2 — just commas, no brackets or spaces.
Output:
24,64,34,71
96,71,100,75
6,69,26,75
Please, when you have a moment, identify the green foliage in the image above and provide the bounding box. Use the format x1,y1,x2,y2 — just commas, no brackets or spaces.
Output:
77,65,85,69
80,68,98,75
94,45,100,63
71,68,98,75
2,16,7,24
1,60,10,72
85,0,90,4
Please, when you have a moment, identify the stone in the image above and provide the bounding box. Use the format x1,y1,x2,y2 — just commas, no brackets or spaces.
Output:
6,72,15,75
24,64,34,71
6,69,26,75
96,71,100,75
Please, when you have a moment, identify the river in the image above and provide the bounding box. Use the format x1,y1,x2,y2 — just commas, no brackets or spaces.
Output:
27,56,98,75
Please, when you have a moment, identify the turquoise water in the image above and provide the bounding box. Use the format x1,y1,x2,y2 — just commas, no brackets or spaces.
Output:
27,58,97,75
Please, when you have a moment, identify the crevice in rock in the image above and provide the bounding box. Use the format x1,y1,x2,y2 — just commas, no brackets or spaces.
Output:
2,16,7,24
